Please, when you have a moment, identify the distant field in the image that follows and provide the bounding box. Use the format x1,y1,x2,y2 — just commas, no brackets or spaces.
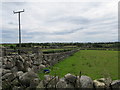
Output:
42,48,75,51
42,48,66,51
41,48,75,54
39,50,118,80
0,44,16,47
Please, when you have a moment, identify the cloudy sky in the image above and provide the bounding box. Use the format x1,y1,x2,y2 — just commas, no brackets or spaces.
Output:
1,0,118,43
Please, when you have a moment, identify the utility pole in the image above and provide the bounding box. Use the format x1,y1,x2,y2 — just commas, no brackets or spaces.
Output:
13,9,24,54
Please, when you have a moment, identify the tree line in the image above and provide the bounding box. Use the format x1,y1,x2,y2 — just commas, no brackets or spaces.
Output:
1,42,120,49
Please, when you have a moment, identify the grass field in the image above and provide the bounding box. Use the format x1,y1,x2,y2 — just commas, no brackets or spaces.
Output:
38,50,118,80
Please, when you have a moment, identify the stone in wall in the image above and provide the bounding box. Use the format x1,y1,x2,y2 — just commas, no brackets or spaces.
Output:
3,57,15,69
111,80,120,88
2,69,11,75
19,71,40,87
56,78,68,88
16,71,24,78
2,79,12,90
42,60,47,66
64,73,77,86
93,77,113,88
2,73,17,90
11,78,19,86
33,55,42,66
12,86,25,90
29,78,40,88
2,73,16,82
93,80,105,88
32,65,41,73
37,81,44,88
39,64,46,70
76,75,93,88
24,60,32,72
15,60,24,71
43,75,59,88
18,55,25,63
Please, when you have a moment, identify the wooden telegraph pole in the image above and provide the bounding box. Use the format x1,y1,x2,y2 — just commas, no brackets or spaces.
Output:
13,9,24,54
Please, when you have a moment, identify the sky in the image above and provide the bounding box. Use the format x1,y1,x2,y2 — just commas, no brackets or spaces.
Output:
1,0,119,43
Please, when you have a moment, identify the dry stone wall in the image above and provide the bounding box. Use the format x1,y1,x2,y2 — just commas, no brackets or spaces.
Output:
42,49,78,66
37,73,120,89
1,49,79,89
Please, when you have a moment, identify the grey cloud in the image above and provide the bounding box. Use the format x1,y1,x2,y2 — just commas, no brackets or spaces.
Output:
2,29,17,43
24,27,84,36
3,2,26,6
2,29,33,42
8,22,17,25
47,16,90,25
53,27,84,35
85,31,106,35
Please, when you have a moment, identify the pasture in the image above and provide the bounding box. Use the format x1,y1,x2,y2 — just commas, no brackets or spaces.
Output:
39,50,118,80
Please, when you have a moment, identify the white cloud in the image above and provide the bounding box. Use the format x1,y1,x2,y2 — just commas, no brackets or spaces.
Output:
1,1,118,43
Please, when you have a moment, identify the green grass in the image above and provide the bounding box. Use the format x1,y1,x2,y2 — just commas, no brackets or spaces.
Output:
38,50,119,80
